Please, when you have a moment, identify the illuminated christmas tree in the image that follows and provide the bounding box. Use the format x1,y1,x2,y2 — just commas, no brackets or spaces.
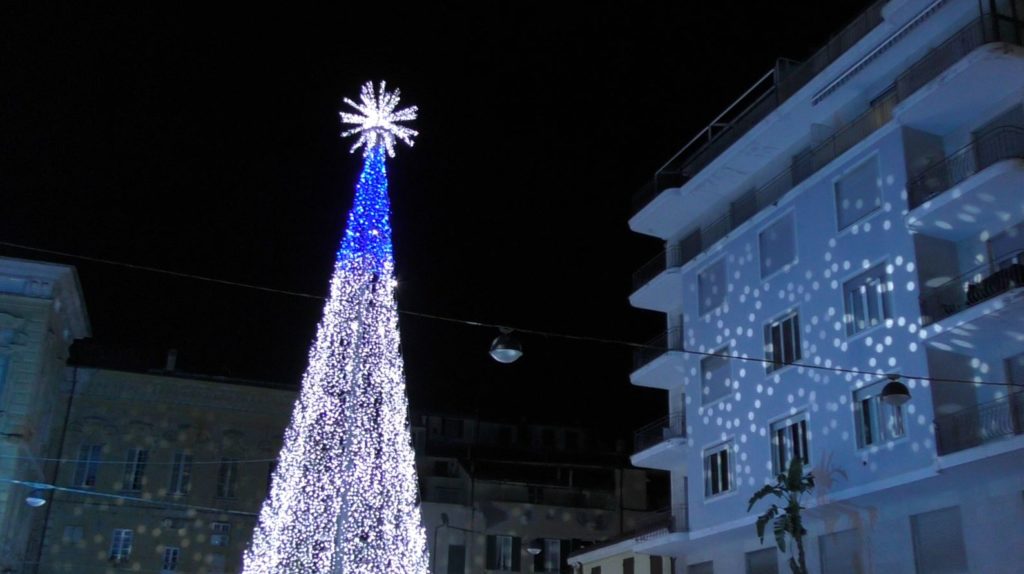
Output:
244,81,429,573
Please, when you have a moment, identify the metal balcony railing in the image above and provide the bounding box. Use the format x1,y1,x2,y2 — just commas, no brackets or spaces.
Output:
935,390,1024,455
632,328,684,372
633,413,686,454
631,0,886,215
919,249,1024,325
630,13,1023,285
908,125,1024,208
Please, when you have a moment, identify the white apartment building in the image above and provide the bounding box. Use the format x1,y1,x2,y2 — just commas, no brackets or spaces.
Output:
612,0,1024,572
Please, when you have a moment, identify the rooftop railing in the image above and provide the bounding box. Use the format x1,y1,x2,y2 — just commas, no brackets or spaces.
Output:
919,249,1024,325
633,413,686,454
632,0,886,215
935,389,1024,455
632,328,684,372
908,125,1024,208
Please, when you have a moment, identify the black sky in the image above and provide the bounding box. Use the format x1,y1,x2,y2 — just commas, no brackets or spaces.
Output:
1,2,873,433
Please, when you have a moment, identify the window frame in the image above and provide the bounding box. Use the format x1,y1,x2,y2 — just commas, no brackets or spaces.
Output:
698,258,728,316
703,441,734,499
770,412,809,475
74,444,103,488
853,384,905,448
161,546,181,572
758,211,797,279
109,528,134,561
217,458,238,499
833,155,882,231
700,348,733,406
764,310,802,373
542,538,561,573
122,448,148,492
210,522,231,547
168,452,193,495
842,262,891,337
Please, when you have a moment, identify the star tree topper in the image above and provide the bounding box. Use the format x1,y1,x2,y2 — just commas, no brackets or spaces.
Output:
340,81,418,157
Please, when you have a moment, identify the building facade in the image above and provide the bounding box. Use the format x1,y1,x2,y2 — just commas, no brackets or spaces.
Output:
625,0,1024,572
36,367,295,574
0,257,90,573
414,413,669,574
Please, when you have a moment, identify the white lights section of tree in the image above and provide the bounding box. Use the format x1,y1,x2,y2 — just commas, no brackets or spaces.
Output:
243,82,428,573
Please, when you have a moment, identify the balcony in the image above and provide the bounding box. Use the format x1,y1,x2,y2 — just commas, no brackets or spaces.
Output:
935,390,1024,456
906,126,1024,241
630,328,686,389
633,503,690,557
895,15,1024,134
919,251,1024,356
631,413,687,471
629,245,690,312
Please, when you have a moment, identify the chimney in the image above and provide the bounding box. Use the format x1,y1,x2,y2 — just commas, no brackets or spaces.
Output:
165,349,178,372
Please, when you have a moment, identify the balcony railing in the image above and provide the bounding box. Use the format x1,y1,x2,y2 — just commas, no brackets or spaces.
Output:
631,0,886,215
908,125,1024,208
935,390,1024,455
634,413,686,454
633,328,684,371
920,249,1024,325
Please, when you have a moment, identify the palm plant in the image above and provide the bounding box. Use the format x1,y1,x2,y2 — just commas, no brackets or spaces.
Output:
747,458,815,574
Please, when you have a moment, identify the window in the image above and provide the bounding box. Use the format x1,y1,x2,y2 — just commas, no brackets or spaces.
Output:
161,547,180,572
447,544,466,574
818,529,863,574
62,525,83,543
746,548,778,574
122,448,148,491
217,458,238,499
210,522,231,547
74,444,103,487
590,568,601,574
541,538,561,572
108,528,133,562
700,350,732,405
698,259,727,315
771,414,809,474
622,557,635,574
650,556,664,574
169,452,192,495
853,386,904,447
835,158,881,230
704,442,732,497
911,507,968,574
843,264,890,336
759,213,796,278
688,561,714,574
486,534,520,571
764,311,801,372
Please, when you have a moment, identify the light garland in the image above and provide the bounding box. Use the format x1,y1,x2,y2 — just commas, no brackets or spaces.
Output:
244,83,428,573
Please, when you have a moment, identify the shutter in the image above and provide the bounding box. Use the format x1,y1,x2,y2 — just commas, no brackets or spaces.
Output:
511,537,522,571
486,535,497,569
560,540,572,573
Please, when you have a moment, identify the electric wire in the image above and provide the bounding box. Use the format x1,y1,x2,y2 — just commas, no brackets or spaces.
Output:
0,239,1017,388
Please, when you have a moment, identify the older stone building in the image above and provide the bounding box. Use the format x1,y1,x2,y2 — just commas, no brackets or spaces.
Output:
0,257,90,573
36,367,294,573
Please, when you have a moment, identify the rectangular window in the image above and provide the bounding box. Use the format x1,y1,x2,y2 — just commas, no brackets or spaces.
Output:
701,350,732,405
217,458,238,499
122,448,148,491
853,386,904,447
835,158,881,230
161,547,180,572
759,213,796,278
74,444,103,487
911,507,968,574
486,534,519,571
843,264,890,336
764,312,801,372
622,556,635,574
746,548,778,574
169,452,192,495
688,561,714,574
210,522,231,546
818,529,862,574
543,538,561,572
650,556,664,574
109,528,133,561
698,259,727,315
704,442,732,497
62,525,83,543
771,414,809,474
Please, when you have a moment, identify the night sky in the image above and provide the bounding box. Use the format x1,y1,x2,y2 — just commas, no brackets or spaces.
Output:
2,2,872,434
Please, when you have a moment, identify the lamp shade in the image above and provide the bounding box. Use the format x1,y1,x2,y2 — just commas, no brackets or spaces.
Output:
24,490,47,507
489,331,523,364
880,375,911,406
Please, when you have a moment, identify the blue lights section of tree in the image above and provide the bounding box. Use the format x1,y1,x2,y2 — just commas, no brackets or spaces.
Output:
244,84,428,573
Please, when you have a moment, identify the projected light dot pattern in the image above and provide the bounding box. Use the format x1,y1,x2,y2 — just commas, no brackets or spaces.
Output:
243,86,428,573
